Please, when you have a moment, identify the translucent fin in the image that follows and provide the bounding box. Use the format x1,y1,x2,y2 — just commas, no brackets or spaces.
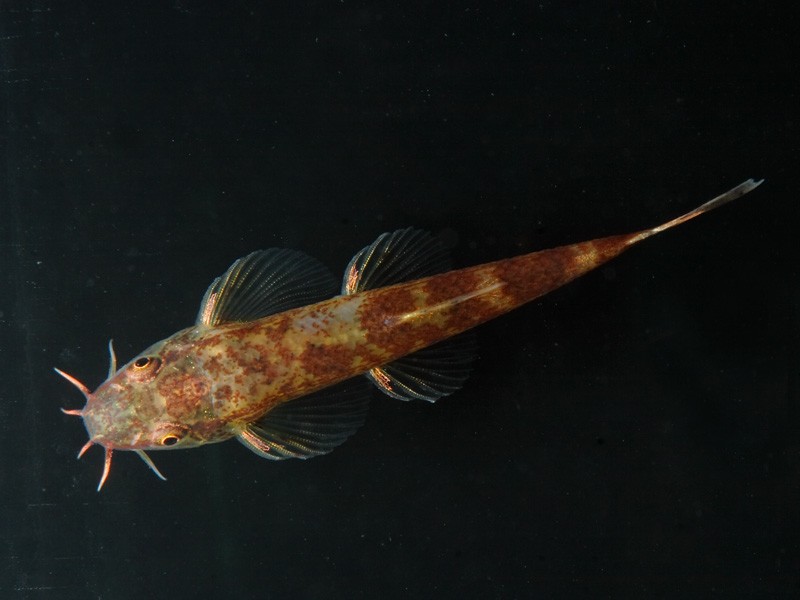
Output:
197,249,338,326
368,333,477,402
342,228,451,295
342,228,477,401
236,378,372,460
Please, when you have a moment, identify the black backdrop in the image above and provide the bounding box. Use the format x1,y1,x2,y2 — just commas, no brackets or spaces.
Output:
2,2,797,599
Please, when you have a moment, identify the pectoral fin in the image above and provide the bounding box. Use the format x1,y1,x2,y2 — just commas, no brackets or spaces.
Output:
367,333,477,402
236,379,371,460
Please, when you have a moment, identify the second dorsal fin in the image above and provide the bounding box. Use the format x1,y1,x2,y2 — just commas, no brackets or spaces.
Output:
343,228,477,402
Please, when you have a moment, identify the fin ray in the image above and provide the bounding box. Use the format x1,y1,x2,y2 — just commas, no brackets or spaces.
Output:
368,333,477,402
197,249,338,326
342,228,451,294
236,379,371,460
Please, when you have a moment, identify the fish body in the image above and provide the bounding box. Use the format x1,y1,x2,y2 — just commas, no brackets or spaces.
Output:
57,180,763,490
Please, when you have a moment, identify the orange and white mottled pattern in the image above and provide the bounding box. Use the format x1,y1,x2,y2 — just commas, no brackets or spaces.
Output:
130,231,638,445
56,179,762,489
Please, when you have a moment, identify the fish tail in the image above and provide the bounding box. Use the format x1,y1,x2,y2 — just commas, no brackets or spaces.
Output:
627,179,764,245
438,178,766,323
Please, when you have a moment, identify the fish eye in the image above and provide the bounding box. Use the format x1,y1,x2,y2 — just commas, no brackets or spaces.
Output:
129,356,162,381
160,433,182,446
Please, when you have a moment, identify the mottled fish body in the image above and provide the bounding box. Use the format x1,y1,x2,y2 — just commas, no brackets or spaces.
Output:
57,179,763,490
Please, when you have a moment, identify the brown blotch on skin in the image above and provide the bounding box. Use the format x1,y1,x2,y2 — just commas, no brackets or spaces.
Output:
354,234,641,361
158,371,211,420
421,270,483,305
490,235,637,305
357,288,420,354
214,385,232,401
297,342,363,381
356,271,491,358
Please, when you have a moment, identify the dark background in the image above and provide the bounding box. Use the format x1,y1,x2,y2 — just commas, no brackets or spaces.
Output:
1,2,797,598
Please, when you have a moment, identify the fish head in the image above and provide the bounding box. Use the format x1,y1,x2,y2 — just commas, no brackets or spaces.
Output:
57,333,218,490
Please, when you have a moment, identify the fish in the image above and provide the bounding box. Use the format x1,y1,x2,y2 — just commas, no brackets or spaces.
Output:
57,179,763,490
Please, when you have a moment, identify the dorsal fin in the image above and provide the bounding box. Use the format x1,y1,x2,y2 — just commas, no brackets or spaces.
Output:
343,228,477,402
236,379,372,460
197,249,337,327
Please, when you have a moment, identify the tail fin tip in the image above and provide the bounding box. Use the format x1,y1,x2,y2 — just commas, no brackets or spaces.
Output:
629,178,764,244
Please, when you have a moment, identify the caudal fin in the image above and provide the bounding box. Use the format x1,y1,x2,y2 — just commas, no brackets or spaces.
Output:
627,179,764,245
